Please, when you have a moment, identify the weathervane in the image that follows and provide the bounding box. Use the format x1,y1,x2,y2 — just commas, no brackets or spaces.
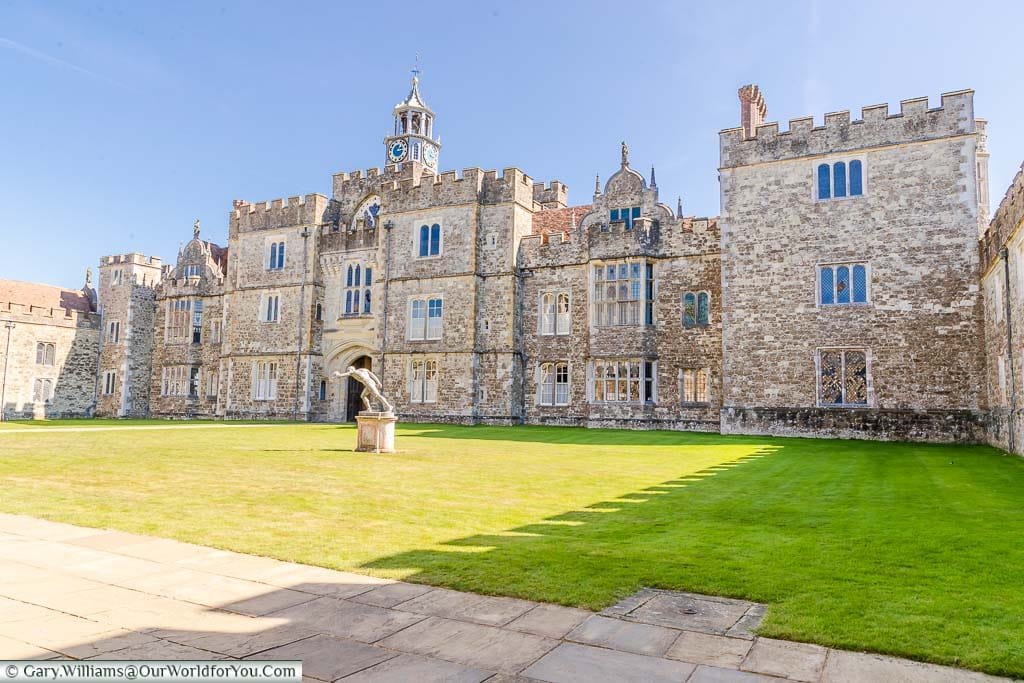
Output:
411,52,421,79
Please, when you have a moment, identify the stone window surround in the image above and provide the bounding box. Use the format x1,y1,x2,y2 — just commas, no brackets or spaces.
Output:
679,367,710,406
414,221,443,260
587,358,658,404
812,154,867,202
682,291,712,327
408,355,439,403
106,320,121,344
407,295,443,341
259,292,282,324
264,235,287,271
35,341,56,366
253,360,278,401
814,346,874,408
536,360,571,406
538,290,571,336
342,260,373,318
103,370,117,396
32,377,54,403
590,258,655,328
816,261,872,307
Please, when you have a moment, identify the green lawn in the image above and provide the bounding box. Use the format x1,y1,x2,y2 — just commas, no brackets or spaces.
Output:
1,421,1022,677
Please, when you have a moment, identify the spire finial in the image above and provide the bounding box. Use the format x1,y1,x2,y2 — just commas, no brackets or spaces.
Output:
411,52,421,81
594,174,601,195
650,165,657,187
677,196,683,217
621,141,629,167
193,219,201,239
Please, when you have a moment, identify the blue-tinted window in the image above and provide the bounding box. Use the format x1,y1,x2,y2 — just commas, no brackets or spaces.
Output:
269,243,278,270
833,162,847,198
836,266,851,304
817,164,831,199
363,289,371,314
683,293,696,327
419,225,429,257
346,265,353,287
365,267,372,286
345,290,352,314
849,160,863,196
610,209,619,222
820,267,834,305
429,224,441,255
354,265,360,287
697,293,710,325
852,265,867,303
645,264,654,325
277,242,285,269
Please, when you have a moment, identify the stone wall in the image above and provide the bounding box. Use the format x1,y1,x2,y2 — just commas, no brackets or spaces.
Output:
719,90,987,441
0,303,99,419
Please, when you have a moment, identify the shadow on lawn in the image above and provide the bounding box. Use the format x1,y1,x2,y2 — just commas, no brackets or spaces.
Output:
398,422,783,448
358,444,782,608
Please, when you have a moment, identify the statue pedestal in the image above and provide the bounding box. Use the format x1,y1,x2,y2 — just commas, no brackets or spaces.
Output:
355,412,397,453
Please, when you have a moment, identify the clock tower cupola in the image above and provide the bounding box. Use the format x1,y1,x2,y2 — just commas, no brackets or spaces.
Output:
385,65,441,173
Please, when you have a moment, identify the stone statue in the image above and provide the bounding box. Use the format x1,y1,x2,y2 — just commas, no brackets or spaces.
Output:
621,140,629,166
334,367,393,414
85,267,92,286
193,219,201,239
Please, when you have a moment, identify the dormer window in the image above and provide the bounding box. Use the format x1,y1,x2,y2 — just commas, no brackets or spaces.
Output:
183,264,201,279
609,207,641,230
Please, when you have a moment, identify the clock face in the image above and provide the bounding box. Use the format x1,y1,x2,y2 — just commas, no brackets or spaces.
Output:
388,139,408,163
423,144,438,168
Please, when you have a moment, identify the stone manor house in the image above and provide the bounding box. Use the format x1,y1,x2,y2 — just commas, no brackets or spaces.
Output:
4,77,1024,452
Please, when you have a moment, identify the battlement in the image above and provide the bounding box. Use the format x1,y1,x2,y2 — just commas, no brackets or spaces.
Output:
720,90,977,168
230,193,328,233
980,162,1024,272
100,253,162,268
0,300,99,326
332,167,385,183
533,181,568,209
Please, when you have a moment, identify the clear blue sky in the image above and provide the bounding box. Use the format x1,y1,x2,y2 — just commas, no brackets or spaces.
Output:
2,0,1022,289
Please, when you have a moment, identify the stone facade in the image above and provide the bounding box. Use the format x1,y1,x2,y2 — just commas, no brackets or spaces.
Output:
17,76,1006,451
0,278,100,419
719,89,988,442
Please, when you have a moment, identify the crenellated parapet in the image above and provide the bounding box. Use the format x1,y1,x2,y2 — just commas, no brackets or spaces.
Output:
100,253,163,268
980,162,1024,273
720,90,977,168
0,301,100,328
230,193,329,234
533,180,568,209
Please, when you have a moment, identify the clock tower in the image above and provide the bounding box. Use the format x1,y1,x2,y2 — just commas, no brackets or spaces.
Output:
384,69,441,173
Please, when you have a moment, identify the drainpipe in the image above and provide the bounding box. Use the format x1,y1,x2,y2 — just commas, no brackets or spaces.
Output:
1001,247,1016,452
293,227,310,421
1,321,14,420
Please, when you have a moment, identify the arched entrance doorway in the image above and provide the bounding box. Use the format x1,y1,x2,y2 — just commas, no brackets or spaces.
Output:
345,355,372,422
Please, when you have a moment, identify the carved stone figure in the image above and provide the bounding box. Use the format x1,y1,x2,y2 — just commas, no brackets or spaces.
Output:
334,366,393,413
193,219,201,239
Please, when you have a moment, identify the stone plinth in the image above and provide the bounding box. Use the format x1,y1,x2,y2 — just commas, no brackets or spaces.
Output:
355,412,397,453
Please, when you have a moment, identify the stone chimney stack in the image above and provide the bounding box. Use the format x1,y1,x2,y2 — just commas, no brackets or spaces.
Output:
738,85,767,139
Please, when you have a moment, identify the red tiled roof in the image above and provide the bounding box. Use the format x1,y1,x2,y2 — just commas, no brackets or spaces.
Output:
532,205,591,236
0,279,94,313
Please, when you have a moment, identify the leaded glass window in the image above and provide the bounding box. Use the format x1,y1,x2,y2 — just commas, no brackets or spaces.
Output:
681,368,709,404
833,161,847,198
849,160,863,196
817,160,864,200
344,262,372,316
817,164,831,199
593,260,647,326
819,263,869,305
818,349,869,406
683,293,696,327
683,292,710,327
590,359,654,403
537,362,570,406
352,195,381,230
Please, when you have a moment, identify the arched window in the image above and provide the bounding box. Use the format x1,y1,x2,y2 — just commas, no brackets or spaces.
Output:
852,265,867,303
849,160,863,196
318,380,327,401
817,164,831,199
354,265,360,287
683,293,697,327
419,225,430,257
345,290,353,315
270,243,278,269
429,224,441,255
346,265,353,287
556,293,570,335
820,267,834,305
315,302,322,321
836,266,851,304
833,161,847,198
696,292,710,325
540,293,555,335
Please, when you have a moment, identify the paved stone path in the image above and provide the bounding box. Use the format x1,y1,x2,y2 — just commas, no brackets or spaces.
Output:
0,514,1006,682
